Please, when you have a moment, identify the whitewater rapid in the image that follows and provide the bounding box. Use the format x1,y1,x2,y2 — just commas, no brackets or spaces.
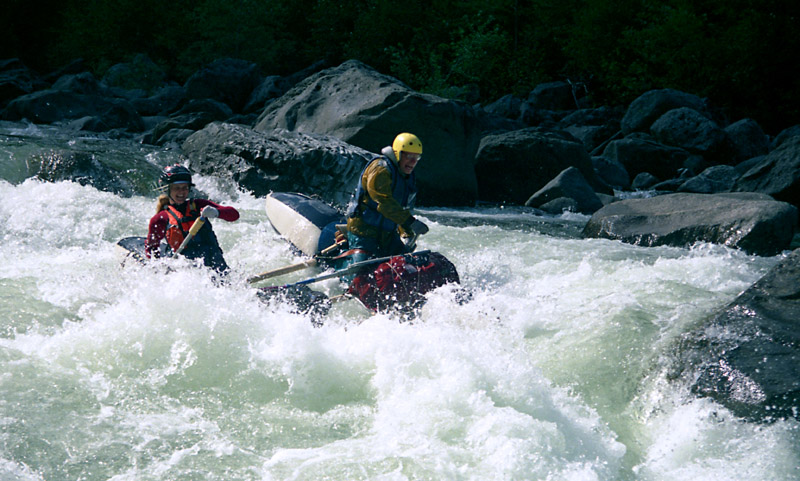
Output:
1,125,798,480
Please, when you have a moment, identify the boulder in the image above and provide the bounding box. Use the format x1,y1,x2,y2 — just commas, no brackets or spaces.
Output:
102,53,167,93
174,98,233,119
562,124,613,152
735,135,800,209
672,248,800,421
242,75,290,113
527,81,577,110
439,83,480,105
474,127,610,205
131,85,187,116
592,156,630,190
474,108,526,135
184,58,262,113
621,88,707,134
68,116,112,132
582,192,798,256
2,89,144,131
525,166,604,214
652,177,687,192
559,106,623,128
632,172,660,190
226,113,259,126
254,59,482,206
772,125,800,149
51,72,112,96
109,87,146,101
154,128,195,146
519,105,564,127
596,192,617,206
182,122,372,206
281,59,330,88
650,107,728,158
724,118,769,164
559,107,622,152
41,58,88,83
734,155,766,175
539,197,579,214
144,98,235,145
148,112,220,145
483,94,523,120
0,58,49,107
677,165,739,194
33,146,162,196
602,134,690,180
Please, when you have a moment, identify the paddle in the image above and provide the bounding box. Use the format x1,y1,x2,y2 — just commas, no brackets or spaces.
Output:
174,216,206,255
268,250,431,289
247,240,346,284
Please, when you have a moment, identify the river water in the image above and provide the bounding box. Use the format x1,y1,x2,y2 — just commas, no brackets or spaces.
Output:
1,123,798,480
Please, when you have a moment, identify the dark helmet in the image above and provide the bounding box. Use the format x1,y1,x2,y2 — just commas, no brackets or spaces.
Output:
159,164,193,187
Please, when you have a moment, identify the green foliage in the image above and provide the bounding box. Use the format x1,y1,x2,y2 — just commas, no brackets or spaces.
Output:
6,0,800,131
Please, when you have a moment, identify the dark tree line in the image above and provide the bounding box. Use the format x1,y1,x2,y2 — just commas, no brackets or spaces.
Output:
3,0,799,133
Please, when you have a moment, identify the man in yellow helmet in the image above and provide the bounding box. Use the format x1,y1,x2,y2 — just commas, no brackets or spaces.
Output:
344,132,430,263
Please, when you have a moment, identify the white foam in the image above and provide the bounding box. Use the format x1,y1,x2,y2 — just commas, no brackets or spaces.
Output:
0,173,794,480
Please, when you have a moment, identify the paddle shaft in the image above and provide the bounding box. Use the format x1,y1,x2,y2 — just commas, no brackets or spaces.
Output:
247,258,318,284
247,239,345,284
175,216,206,255
281,250,430,288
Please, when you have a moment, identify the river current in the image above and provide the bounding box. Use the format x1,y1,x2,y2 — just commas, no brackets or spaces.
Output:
1,123,798,480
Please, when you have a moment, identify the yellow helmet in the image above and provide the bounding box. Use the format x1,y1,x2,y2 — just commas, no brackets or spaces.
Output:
392,132,423,163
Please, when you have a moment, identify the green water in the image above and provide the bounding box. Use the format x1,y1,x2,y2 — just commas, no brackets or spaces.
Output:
1,124,798,480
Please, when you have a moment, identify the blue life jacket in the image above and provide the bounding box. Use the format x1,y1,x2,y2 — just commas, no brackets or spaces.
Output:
346,156,417,232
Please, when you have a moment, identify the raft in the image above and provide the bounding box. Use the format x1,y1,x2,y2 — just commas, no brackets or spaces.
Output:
265,192,344,257
116,236,147,266
264,192,460,313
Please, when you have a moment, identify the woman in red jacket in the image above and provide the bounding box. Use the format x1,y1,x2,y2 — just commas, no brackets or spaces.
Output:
145,165,239,274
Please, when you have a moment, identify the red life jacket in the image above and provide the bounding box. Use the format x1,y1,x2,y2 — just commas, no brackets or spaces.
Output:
164,201,199,251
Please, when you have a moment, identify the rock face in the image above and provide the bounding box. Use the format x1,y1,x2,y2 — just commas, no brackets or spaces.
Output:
724,118,769,163
601,134,690,181
102,53,167,92
672,248,800,421
650,107,728,158
677,165,739,194
527,81,577,110
182,122,372,206
1,55,799,255
524,166,603,214
30,144,164,196
735,135,800,208
254,59,482,206
2,85,145,132
1,58,49,107
582,192,798,256
474,127,609,205
184,58,262,113
621,88,708,134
